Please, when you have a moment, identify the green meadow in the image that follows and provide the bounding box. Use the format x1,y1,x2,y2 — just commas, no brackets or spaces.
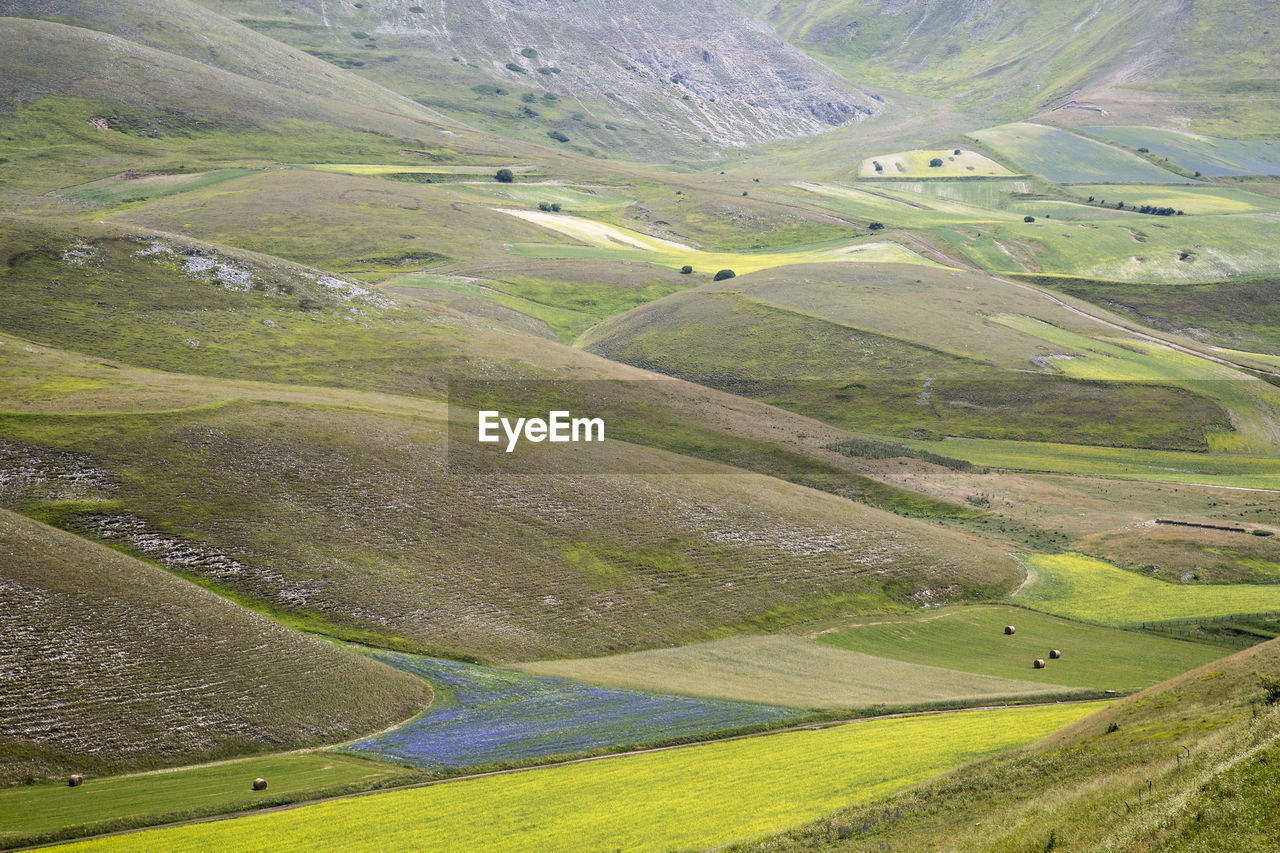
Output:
902,435,1280,489
0,754,414,849
1015,553,1280,625
517,634,1079,710
811,605,1224,691
49,704,1101,853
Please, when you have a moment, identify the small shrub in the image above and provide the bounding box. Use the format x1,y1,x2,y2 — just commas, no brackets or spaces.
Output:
929,157,944,167
1137,147,1149,153
1252,529,1275,537
521,48,538,59
505,63,527,74
472,84,507,96
351,31,370,39
547,130,569,143
1024,215,1036,223
494,168,514,183
538,202,551,211
521,92,538,103
679,265,693,274
713,269,736,281
538,66,562,75
868,221,884,231
550,203,561,212
1105,721,1120,734
1260,674,1280,704
542,93,559,101
953,148,961,155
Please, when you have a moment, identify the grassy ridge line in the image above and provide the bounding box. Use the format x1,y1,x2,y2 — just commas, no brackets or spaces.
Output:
45,704,1102,853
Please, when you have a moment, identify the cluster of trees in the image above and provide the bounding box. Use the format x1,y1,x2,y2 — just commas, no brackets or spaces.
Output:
1085,196,1184,216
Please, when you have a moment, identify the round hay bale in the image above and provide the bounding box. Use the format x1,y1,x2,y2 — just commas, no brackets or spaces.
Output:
252,777,267,791
67,774,84,787
1004,625,1016,635
1033,658,1046,669
1049,649,1062,659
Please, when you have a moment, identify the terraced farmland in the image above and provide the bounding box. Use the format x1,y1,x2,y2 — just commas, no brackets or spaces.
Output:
343,653,805,768
52,703,1102,853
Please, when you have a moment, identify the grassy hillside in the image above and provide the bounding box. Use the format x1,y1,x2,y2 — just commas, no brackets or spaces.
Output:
0,508,431,785
581,283,1231,449
2,0,450,124
194,0,880,160
735,637,1280,852
749,0,1280,134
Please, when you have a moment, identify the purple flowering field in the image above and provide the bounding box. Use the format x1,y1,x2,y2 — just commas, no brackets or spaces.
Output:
342,652,805,769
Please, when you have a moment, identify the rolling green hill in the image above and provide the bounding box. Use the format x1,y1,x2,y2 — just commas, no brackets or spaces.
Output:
1,0,1279,847
0,508,431,785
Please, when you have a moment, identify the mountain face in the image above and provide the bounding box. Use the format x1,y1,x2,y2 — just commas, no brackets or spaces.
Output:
196,0,882,156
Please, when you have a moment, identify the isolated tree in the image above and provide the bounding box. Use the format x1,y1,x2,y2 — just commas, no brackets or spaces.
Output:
868,221,884,231
929,157,944,167
1023,215,1036,223
680,265,693,274
713,269,736,281
495,168,514,183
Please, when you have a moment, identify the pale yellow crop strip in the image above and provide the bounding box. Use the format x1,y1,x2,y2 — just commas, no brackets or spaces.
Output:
53,704,1099,853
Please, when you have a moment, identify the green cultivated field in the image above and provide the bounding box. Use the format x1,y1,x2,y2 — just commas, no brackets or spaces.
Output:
811,605,1224,691
1080,127,1280,177
1066,183,1280,214
50,704,1101,853
903,435,1280,489
1015,553,1280,625
0,754,414,850
969,123,1188,184
858,148,1016,178
56,168,261,209
516,634,1077,709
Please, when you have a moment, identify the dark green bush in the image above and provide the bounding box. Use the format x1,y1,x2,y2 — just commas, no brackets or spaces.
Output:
494,168,514,183
713,269,736,281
